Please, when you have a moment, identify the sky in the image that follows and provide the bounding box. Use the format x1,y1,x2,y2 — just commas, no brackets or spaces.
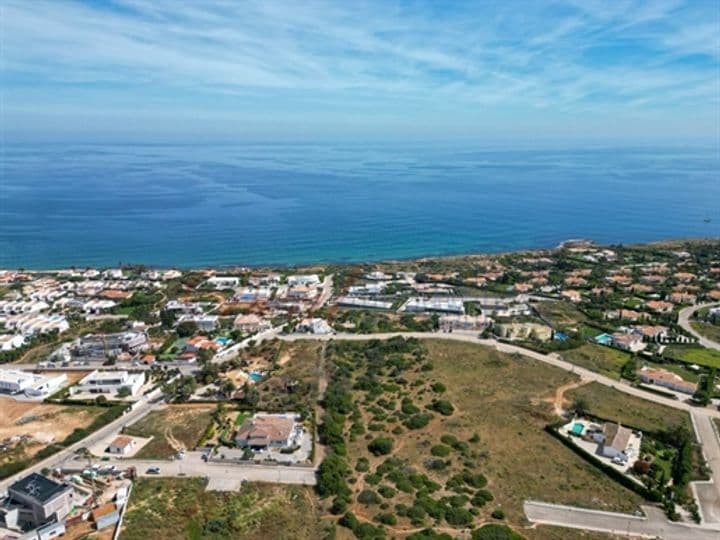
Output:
1,0,719,143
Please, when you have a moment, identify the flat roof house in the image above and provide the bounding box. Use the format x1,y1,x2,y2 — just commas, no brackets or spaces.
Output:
235,414,296,449
5,473,75,529
70,370,145,397
206,276,240,289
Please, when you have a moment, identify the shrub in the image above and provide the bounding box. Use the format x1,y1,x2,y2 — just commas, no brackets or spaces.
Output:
365,473,382,485
331,496,348,515
429,399,454,416
402,397,421,414
471,489,494,507
431,445,451,457
407,529,453,540
404,413,433,430
316,453,351,498
424,458,448,471
375,512,397,525
431,382,446,393
356,457,370,472
472,524,524,540
378,485,397,499
358,489,382,505
491,508,506,520
368,437,394,456
407,504,427,525
339,512,359,530
440,434,458,446
445,506,474,526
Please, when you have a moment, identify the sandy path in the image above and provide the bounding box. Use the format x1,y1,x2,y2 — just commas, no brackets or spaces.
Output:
548,380,588,417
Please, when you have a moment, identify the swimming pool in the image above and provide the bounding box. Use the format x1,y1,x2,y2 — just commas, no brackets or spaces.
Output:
214,337,230,346
249,372,263,382
594,333,612,345
571,422,585,435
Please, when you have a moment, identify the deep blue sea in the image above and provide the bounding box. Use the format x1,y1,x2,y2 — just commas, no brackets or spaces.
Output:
1,144,718,269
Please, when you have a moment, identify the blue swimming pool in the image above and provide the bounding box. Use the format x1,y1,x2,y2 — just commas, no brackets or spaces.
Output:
214,337,230,346
594,333,612,345
249,372,263,382
571,422,585,435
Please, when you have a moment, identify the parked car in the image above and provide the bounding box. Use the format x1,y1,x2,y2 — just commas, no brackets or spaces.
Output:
146,467,160,474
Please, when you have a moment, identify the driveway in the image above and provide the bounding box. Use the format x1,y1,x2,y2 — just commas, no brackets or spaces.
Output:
524,501,720,540
678,303,720,351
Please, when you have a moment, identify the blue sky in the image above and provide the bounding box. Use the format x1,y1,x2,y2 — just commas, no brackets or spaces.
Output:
1,0,719,143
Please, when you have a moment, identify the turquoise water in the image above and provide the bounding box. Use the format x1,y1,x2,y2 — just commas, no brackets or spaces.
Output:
571,423,585,435
249,372,263,382
595,334,613,345
1,143,718,268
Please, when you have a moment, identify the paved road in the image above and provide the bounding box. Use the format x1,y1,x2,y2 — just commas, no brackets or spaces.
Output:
314,274,334,310
678,303,720,351
0,398,161,494
524,501,720,540
691,411,720,523
61,451,316,487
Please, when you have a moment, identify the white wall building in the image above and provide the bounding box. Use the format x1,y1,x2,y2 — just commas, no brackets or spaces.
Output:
287,274,321,286
70,370,145,396
402,297,464,314
0,334,25,351
0,369,67,397
206,276,240,289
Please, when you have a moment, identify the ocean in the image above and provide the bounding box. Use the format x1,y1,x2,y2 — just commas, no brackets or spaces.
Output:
1,143,718,269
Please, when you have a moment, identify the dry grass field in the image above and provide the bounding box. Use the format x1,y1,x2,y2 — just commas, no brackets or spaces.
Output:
122,404,215,459
565,382,691,433
319,338,645,539
0,397,104,463
121,478,327,540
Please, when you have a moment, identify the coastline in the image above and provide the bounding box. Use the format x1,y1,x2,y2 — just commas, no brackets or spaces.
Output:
4,235,719,273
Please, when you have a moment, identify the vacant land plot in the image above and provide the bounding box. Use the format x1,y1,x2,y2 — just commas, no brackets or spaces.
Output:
0,397,104,463
317,338,644,539
122,478,326,540
427,341,644,520
533,300,587,328
664,345,720,369
560,344,631,379
256,340,324,413
565,382,691,433
123,404,214,459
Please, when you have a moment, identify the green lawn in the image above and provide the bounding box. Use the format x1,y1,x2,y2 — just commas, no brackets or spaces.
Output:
664,346,720,369
691,321,720,344
566,382,691,433
559,344,631,379
122,478,324,540
533,301,588,328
